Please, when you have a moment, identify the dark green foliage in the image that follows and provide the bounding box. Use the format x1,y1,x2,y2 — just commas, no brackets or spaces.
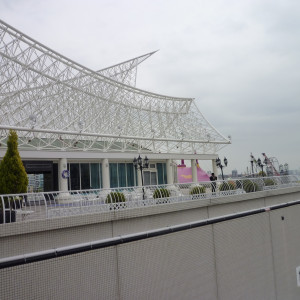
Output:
258,171,266,177
153,188,170,199
264,178,276,186
219,181,236,191
105,191,126,203
242,179,259,193
190,185,206,195
0,130,28,196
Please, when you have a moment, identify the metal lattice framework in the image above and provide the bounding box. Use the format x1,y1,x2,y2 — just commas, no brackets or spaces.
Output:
0,19,230,154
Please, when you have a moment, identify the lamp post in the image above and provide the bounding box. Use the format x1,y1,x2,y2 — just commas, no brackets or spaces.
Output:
250,158,254,176
216,157,228,180
133,155,149,200
257,158,265,176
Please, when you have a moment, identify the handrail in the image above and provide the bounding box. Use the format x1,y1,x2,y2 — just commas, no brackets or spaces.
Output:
0,175,299,224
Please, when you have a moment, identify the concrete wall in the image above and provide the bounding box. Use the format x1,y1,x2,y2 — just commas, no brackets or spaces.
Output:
1,187,300,259
1,187,300,299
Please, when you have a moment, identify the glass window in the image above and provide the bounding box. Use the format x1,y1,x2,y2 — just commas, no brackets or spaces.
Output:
157,163,166,185
91,163,100,189
109,163,118,188
143,171,157,186
126,163,134,187
151,172,157,185
163,163,167,184
80,163,90,190
143,171,150,186
118,163,126,187
70,163,80,190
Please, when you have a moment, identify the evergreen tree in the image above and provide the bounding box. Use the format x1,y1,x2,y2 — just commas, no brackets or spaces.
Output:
0,130,28,194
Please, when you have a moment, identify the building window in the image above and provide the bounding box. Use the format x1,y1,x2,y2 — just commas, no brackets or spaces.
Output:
109,163,135,188
69,163,80,190
68,162,102,191
91,163,102,189
143,171,157,186
80,163,90,189
157,163,167,185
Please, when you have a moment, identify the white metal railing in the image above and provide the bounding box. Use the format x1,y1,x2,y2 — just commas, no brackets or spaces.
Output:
0,175,299,224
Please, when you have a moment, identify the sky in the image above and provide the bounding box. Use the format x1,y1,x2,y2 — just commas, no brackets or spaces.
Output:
1,0,300,174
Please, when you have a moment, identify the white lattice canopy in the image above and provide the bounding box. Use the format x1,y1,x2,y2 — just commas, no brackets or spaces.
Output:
0,19,230,155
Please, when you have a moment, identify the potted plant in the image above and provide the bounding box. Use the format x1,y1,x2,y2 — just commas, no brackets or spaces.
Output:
190,185,206,199
105,191,126,210
264,178,276,188
242,179,259,193
0,130,28,224
219,181,236,193
153,188,170,204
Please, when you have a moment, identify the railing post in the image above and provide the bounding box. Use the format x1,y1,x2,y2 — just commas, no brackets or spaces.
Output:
42,193,48,218
1,195,5,224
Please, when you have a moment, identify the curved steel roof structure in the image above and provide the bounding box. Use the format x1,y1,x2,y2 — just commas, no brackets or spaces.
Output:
0,19,230,155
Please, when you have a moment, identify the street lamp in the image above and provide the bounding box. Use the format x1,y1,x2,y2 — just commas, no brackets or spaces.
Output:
257,158,265,176
133,155,149,199
250,158,254,176
216,157,228,180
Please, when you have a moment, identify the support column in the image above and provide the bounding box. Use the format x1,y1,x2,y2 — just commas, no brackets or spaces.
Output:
191,159,198,183
166,159,174,184
58,158,69,192
137,168,142,187
102,158,110,189
212,159,218,177
57,158,70,202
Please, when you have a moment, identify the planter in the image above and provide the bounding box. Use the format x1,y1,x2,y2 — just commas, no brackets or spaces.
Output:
0,210,16,224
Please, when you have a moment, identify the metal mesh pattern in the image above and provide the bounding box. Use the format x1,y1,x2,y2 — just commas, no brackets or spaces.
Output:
0,19,229,154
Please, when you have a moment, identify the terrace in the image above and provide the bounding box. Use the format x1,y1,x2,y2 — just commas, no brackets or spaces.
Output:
1,175,299,224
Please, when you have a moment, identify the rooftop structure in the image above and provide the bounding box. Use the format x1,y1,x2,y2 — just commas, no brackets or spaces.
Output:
0,19,230,192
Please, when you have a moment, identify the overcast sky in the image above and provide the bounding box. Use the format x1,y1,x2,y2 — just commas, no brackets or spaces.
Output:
1,0,300,174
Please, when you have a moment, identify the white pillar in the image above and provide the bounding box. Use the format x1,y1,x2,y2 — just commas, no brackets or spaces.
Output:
58,158,69,192
191,159,198,183
137,167,142,187
212,159,218,177
166,159,173,184
57,158,70,203
102,158,110,189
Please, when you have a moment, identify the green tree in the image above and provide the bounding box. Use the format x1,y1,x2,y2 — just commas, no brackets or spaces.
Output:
0,130,28,194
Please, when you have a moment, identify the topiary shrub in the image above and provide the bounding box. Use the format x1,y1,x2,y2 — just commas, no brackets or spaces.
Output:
242,179,259,193
0,130,28,222
153,188,170,199
105,192,126,204
219,181,236,191
153,188,170,204
190,186,206,195
0,130,28,195
264,178,276,186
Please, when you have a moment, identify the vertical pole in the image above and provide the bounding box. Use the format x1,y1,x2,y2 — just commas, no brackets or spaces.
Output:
102,158,110,189
58,158,69,192
191,159,198,183
166,159,173,184
137,167,142,187
140,167,145,200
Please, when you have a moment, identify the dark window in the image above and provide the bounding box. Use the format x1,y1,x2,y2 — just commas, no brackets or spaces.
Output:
70,163,80,190
80,163,90,190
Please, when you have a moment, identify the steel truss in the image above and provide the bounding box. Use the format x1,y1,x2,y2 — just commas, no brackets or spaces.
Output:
0,19,230,154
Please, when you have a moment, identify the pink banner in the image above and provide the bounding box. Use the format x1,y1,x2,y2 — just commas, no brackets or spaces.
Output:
177,165,210,183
